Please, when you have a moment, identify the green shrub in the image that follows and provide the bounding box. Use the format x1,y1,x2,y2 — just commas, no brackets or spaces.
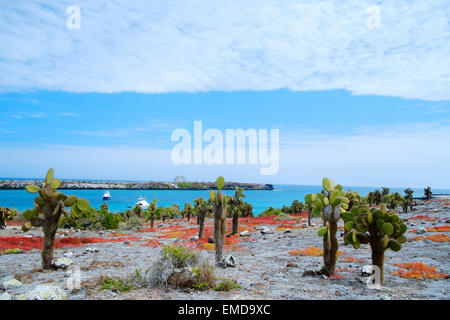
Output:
161,245,198,269
259,206,281,217
101,277,133,292
213,278,241,291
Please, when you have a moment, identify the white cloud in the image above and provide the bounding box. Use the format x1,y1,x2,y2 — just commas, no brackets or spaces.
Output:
0,1,449,100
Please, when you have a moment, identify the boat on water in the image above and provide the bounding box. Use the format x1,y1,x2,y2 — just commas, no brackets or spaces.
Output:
136,197,149,210
102,191,111,200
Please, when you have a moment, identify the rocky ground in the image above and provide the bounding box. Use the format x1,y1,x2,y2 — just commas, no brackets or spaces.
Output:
1,199,449,300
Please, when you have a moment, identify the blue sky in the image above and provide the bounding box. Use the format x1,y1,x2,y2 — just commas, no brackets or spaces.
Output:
0,1,449,187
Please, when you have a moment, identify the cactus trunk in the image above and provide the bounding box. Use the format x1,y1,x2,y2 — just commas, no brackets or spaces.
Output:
232,211,239,234
42,220,58,269
372,249,385,284
198,214,205,238
322,219,338,276
214,191,226,265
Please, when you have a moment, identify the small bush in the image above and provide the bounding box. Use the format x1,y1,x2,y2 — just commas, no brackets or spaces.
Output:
214,278,241,291
259,206,281,217
274,213,294,221
119,215,143,230
101,277,133,292
161,244,199,269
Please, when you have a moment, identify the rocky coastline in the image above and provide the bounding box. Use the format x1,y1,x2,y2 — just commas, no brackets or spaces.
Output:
0,180,273,191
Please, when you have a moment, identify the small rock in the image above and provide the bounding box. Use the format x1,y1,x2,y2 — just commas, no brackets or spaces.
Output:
224,255,236,268
208,237,214,244
84,247,99,253
380,295,391,300
25,284,67,300
302,270,316,277
335,290,342,296
260,227,273,234
240,230,250,236
286,262,298,268
3,279,22,289
54,258,73,269
189,236,199,241
417,227,427,234
284,229,292,233
63,251,74,257
123,240,130,245
361,265,374,276
0,292,12,300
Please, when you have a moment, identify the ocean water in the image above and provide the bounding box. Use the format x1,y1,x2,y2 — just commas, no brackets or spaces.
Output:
1,185,449,214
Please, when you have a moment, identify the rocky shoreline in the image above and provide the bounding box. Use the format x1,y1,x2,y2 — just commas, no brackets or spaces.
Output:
0,180,273,191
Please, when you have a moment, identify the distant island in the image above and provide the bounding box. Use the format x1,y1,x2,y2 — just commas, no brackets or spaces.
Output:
0,179,274,191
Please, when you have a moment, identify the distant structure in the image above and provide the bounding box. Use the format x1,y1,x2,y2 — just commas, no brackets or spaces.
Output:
174,176,188,183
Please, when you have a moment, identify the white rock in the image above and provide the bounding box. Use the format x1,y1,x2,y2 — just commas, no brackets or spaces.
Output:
26,284,67,300
417,227,427,234
361,265,374,276
0,292,12,300
240,230,250,236
260,227,273,234
284,229,292,233
3,279,22,289
84,247,99,253
224,255,236,268
54,257,73,269
63,251,74,257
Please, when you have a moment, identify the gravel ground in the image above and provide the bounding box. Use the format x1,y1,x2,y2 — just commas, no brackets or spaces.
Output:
1,199,449,300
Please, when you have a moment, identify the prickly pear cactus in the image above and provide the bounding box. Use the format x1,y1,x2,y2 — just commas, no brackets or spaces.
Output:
309,178,349,276
0,207,17,229
209,176,228,266
22,168,91,269
342,204,407,283
182,202,193,222
194,197,211,238
146,199,158,228
230,186,245,234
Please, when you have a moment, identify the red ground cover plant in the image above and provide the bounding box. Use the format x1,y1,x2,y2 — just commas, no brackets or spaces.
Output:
341,256,364,263
392,262,448,280
407,215,440,222
408,233,450,242
288,246,344,257
0,236,141,252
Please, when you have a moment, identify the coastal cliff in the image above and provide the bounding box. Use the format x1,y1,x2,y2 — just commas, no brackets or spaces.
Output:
0,180,273,191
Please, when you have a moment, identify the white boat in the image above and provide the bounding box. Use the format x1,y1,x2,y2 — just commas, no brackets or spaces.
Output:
136,197,149,210
102,191,111,200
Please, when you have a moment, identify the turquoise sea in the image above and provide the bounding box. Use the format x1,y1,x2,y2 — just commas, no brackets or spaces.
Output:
1,185,450,214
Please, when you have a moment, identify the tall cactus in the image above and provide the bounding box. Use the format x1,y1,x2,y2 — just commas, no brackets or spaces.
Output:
182,202,193,222
0,207,17,229
145,199,158,228
310,178,349,276
424,186,432,201
194,197,211,238
342,204,407,283
230,186,245,234
22,168,90,269
304,194,313,226
209,176,228,266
